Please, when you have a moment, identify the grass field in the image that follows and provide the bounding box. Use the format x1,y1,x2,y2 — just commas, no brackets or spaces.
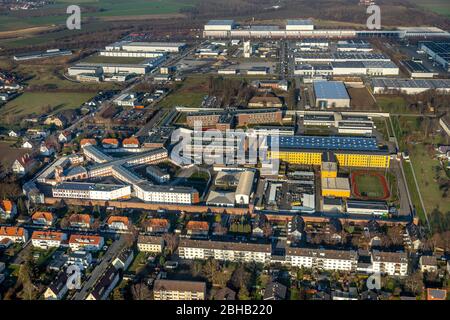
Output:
0,0,196,32
410,0,450,18
376,96,410,114
1,92,96,119
159,76,208,108
351,172,389,200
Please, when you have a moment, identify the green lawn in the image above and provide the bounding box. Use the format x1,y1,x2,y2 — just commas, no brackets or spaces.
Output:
0,0,196,32
376,96,410,114
410,0,450,17
1,92,95,118
159,77,208,109
352,173,387,199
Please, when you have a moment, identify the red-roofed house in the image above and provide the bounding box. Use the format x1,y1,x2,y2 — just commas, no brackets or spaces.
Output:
31,231,67,249
107,216,130,231
0,226,28,243
146,218,170,234
102,138,119,149
69,214,94,229
32,211,55,226
12,153,37,175
0,200,17,220
122,137,140,148
186,221,209,237
69,234,104,251
80,139,97,148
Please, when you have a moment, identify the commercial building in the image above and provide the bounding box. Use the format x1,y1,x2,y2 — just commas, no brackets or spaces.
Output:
73,63,150,75
296,52,391,64
330,61,399,76
371,250,408,276
321,177,351,198
204,19,450,39
401,60,437,78
371,78,450,94
106,41,186,53
346,200,389,216
285,247,358,271
267,135,390,168
178,239,272,264
419,41,450,72
313,81,350,108
153,279,206,300
14,49,72,61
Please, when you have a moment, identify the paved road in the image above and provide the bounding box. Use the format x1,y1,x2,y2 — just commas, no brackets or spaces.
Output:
72,235,126,300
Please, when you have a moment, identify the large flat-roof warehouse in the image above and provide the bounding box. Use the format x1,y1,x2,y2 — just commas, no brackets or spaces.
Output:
313,81,350,108
267,135,390,168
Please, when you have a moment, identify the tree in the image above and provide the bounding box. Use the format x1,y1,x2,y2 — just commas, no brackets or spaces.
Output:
163,233,179,255
238,286,250,300
17,254,37,300
131,283,152,300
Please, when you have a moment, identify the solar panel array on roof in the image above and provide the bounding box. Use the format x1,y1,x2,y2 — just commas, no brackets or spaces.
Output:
314,81,350,100
268,135,379,151
372,78,450,89
420,41,450,63
402,60,431,73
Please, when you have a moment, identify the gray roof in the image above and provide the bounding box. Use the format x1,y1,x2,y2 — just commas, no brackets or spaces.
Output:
314,81,350,100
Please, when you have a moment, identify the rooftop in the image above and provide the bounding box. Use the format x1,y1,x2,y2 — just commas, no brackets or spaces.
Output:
314,81,350,100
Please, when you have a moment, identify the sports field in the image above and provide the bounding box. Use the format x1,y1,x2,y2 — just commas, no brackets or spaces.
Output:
351,171,390,200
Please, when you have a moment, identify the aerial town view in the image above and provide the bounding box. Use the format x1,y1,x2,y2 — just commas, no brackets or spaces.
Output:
0,0,449,307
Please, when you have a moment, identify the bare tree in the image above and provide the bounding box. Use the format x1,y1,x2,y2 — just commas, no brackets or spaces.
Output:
131,283,152,300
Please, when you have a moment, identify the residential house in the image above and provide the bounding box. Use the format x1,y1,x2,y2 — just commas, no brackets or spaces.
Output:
146,218,170,234
86,266,120,300
58,131,71,143
0,200,17,220
186,221,209,237
153,279,206,300
40,142,56,156
12,154,37,175
102,138,119,149
32,211,55,226
137,235,164,253
252,214,268,238
21,140,34,149
112,249,134,270
371,250,408,276
43,270,69,300
66,250,92,271
106,216,130,232
31,231,67,249
80,139,97,148
420,255,438,273
69,214,94,229
288,215,304,241
69,234,104,252
122,137,140,148
8,130,18,138
0,226,28,243
263,281,287,300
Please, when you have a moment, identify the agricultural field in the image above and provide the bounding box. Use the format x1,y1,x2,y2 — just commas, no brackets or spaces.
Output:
1,92,96,119
410,0,450,18
0,0,196,32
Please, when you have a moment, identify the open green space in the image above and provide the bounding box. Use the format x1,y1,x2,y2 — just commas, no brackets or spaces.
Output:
376,96,410,114
352,173,387,199
0,0,196,32
158,77,208,108
410,0,450,18
1,92,95,118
